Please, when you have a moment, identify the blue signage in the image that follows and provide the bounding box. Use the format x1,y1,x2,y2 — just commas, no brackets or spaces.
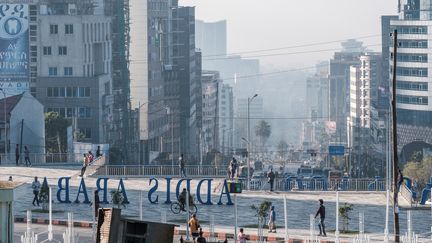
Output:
53,177,234,206
329,145,345,155
0,4,29,95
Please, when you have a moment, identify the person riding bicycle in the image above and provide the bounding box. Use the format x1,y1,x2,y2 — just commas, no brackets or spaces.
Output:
178,188,193,210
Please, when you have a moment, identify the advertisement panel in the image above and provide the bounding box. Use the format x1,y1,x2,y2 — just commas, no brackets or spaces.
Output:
0,4,29,96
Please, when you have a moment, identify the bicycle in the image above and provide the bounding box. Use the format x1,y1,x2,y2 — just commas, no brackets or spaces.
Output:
170,201,198,214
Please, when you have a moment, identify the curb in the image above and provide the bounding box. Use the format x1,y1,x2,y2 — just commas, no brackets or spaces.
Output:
15,217,345,242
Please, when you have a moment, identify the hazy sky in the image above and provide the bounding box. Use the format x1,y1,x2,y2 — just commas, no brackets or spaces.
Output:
180,0,397,69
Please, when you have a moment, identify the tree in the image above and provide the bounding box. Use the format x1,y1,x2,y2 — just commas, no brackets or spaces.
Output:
255,120,271,151
45,112,69,153
251,200,272,229
277,140,288,158
339,203,354,233
110,189,126,209
403,157,432,190
38,177,50,211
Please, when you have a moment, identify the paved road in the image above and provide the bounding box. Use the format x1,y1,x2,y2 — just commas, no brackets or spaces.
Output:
3,167,432,236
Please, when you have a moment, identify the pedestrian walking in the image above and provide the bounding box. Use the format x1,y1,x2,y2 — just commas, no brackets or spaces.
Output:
197,228,207,243
237,228,249,243
189,213,200,243
32,176,41,206
24,146,31,167
179,154,186,177
230,157,237,179
267,168,275,191
268,205,276,233
397,169,404,191
79,153,89,177
88,151,94,163
314,199,326,236
96,146,102,157
15,144,19,166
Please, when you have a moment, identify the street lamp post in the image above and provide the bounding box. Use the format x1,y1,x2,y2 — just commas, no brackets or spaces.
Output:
164,106,174,172
247,94,258,190
0,88,6,164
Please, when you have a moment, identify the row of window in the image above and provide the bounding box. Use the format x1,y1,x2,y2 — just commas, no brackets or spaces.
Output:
48,67,73,76
50,24,73,34
43,46,67,56
397,53,428,63
47,87,91,98
396,81,428,91
396,95,428,105
399,39,428,49
395,26,428,34
396,67,428,77
46,107,92,119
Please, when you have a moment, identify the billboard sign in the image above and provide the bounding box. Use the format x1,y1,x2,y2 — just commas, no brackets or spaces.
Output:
0,4,29,96
328,145,345,156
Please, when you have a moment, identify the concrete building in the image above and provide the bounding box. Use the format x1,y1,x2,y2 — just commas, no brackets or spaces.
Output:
347,53,385,176
306,61,329,118
390,0,432,151
218,83,234,155
35,5,113,144
195,19,227,66
201,71,220,153
381,15,398,83
0,92,45,163
329,41,364,143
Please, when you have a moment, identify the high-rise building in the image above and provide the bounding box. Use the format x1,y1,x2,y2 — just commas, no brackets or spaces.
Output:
347,53,385,177
328,40,364,143
381,15,398,83
195,20,227,64
390,1,432,150
201,71,220,154
31,1,113,144
219,83,234,155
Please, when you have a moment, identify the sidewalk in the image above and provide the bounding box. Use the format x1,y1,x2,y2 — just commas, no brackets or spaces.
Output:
14,216,386,243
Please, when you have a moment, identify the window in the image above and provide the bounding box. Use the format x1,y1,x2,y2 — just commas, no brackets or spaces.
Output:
48,67,57,76
50,24,58,34
43,46,51,55
65,24,73,34
58,46,67,55
397,81,428,91
78,107,91,118
78,128,92,139
396,67,428,77
64,67,73,76
397,95,428,105
47,87,53,97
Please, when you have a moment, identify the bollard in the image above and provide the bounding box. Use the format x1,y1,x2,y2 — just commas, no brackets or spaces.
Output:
336,191,340,243
26,210,32,239
309,214,315,241
161,210,167,223
407,210,412,242
210,215,215,242
284,194,288,242
139,190,143,220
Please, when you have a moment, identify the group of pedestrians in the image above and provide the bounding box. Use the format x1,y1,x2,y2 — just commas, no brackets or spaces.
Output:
182,198,326,242
79,146,103,177
5,144,32,166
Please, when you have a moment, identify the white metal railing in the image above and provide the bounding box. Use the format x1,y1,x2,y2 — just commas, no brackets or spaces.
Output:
0,153,104,165
95,165,228,178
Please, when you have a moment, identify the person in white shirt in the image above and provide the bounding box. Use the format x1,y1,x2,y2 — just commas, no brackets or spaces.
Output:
31,176,41,206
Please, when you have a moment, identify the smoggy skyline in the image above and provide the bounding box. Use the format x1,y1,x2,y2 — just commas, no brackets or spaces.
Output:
180,0,396,69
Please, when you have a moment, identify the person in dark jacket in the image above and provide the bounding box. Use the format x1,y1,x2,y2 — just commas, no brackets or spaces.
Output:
267,169,276,191
314,199,326,236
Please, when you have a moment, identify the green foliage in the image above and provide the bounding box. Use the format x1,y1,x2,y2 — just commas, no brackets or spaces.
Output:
38,177,50,210
110,189,126,209
404,157,432,190
251,200,272,225
45,112,69,153
339,203,354,233
410,151,423,163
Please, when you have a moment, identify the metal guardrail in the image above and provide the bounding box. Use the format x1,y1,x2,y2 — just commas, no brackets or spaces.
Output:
0,153,89,165
95,165,228,178
96,165,387,192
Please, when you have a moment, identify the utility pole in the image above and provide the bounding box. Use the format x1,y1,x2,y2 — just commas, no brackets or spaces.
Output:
391,29,400,243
